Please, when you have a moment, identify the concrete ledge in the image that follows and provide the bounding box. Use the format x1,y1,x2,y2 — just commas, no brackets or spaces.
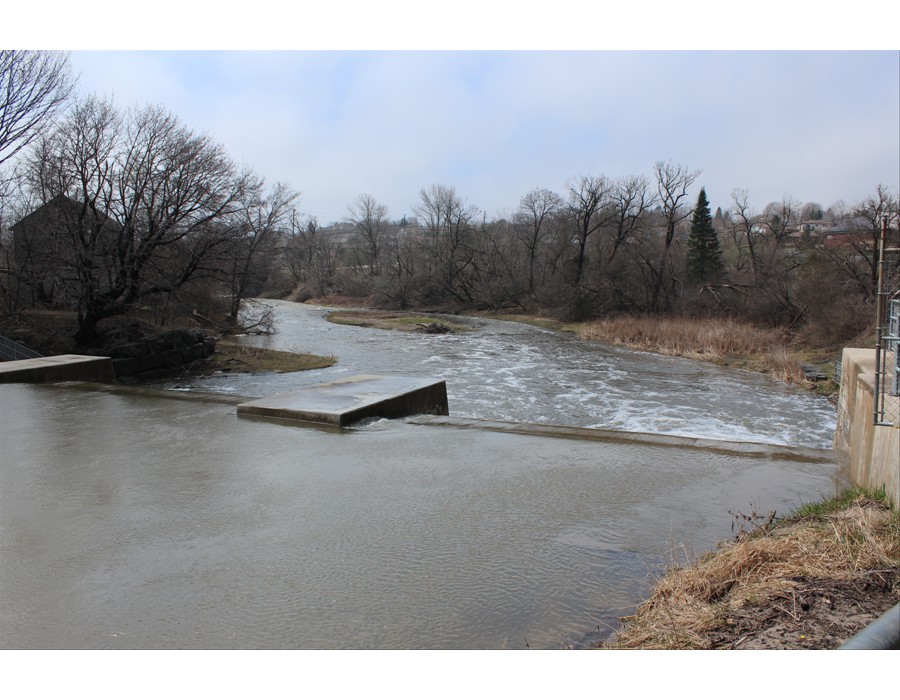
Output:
237,374,449,427
0,354,116,384
409,415,837,462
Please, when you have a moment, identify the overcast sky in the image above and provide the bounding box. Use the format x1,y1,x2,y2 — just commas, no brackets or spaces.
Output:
10,3,900,226
67,50,898,224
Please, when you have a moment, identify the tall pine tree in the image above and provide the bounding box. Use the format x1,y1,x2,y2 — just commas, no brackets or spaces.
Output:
686,187,724,284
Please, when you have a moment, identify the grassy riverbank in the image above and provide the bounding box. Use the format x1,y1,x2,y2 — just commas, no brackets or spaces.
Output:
198,339,335,374
598,488,900,650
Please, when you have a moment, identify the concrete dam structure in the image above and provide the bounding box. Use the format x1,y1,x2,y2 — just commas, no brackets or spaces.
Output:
237,374,449,427
834,348,900,506
0,357,449,427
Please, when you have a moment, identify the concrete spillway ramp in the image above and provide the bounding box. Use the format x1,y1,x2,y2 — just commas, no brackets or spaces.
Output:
236,374,449,427
0,354,116,384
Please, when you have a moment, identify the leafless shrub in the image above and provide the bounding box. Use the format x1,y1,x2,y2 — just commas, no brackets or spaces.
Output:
237,302,275,335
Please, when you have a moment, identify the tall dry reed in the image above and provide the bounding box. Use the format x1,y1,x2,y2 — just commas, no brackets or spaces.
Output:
578,316,787,359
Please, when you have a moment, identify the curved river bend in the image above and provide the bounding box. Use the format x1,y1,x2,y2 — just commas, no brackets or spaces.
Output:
0,301,840,649
170,300,837,449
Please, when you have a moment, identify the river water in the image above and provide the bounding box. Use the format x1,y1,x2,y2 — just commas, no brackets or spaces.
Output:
164,300,837,448
0,301,842,649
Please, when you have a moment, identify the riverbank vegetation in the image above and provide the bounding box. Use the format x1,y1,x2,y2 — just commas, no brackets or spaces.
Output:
598,488,900,649
573,315,847,389
204,339,335,374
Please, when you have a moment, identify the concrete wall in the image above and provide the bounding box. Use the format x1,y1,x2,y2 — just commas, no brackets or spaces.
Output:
0,354,116,384
833,348,900,507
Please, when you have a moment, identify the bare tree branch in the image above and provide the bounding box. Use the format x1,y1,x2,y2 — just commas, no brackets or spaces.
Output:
0,51,74,169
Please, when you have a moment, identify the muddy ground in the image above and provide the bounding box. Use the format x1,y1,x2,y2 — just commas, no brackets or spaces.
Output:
705,572,897,649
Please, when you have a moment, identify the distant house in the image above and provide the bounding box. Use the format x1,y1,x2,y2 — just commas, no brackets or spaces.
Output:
788,216,881,250
797,219,833,236
9,195,120,308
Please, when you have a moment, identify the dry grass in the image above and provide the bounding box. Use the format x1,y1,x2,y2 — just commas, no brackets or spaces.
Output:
208,339,336,374
765,346,809,385
577,316,820,387
578,316,787,359
602,494,900,649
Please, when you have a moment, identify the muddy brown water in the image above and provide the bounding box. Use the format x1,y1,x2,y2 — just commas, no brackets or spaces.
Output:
0,303,842,648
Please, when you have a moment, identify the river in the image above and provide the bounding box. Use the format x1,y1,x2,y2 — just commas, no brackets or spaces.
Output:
0,301,841,649
162,300,837,448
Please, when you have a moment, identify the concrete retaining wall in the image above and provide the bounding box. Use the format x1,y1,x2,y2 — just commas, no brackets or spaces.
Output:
833,348,900,507
0,354,116,383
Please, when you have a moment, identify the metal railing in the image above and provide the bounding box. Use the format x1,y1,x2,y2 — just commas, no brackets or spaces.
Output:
0,335,42,361
873,217,899,427
839,603,900,649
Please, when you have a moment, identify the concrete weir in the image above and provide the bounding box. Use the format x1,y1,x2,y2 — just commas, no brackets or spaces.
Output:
236,374,449,427
0,354,116,384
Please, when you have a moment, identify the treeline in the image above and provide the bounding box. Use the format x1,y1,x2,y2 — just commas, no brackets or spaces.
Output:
1,51,898,349
282,176,898,348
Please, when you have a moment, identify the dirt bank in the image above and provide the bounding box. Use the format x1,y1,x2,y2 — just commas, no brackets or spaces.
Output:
598,490,899,649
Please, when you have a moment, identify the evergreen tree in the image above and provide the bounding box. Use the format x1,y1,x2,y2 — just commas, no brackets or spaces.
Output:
686,187,724,284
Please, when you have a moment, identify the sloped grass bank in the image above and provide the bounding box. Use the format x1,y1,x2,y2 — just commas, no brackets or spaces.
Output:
599,489,900,650
199,339,336,374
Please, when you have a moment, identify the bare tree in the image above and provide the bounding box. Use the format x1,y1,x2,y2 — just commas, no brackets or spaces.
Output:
0,51,74,171
730,191,801,280
23,96,254,343
413,184,479,302
566,174,613,287
649,161,699,309
729,189,760,275
850,184,899,292
222,181,299,323
515,187,562,294
346,193,389,277
800,201,824,221
284,212,317,285
465,217,529,311
604,174,654,264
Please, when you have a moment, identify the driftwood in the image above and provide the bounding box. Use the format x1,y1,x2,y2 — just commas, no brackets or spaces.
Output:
415,322,452,334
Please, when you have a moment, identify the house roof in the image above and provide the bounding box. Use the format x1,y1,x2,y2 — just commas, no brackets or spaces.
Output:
10,194,118,233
